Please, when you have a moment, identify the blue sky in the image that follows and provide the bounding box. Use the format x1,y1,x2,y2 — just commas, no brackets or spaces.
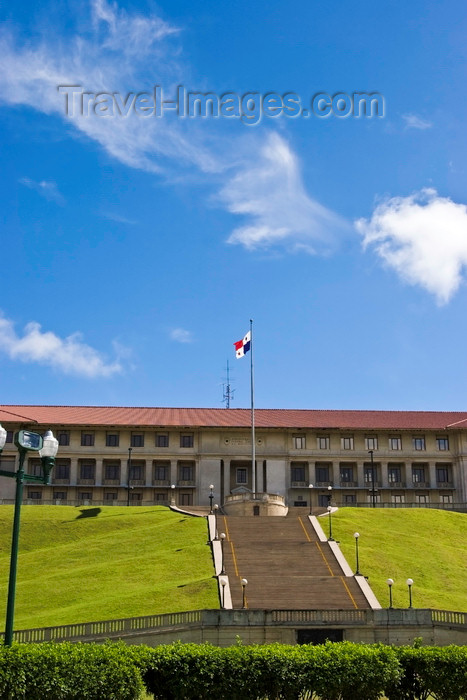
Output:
1,0,467,410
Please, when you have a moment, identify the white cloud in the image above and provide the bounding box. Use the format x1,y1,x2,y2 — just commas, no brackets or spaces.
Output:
221,132,345,254
356,188,467,304
19,177,65,204
0,315,122,377
0,1,342,253
170,328,193,343
402,113,433,130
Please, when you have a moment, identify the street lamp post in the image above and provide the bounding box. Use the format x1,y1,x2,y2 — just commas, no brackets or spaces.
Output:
327,505,334,541
327,484,333,505
407,578,414,608
308,484,314,515
241,578,248,609
213,504,219,539
209,484,214,514
127,447,132,507
220,578,226,608
354,532,360,575
368,450,376,508
220,532,226,575
387,578,394,609
0,426,58,646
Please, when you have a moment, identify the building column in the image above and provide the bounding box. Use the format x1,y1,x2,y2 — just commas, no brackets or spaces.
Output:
95,458,103,486
69,457,78,485
428,461,436,489
381,462,389,488
170,460,177,486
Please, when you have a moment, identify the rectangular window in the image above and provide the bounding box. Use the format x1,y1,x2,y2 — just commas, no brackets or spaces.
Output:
156,433,169,447
27,490,42,500
79,461,95,480
154,463,169,481
293,435,306,449
412,467,425,483
81,432,94,447
416,494,428,504
341,436,354,450
413,437,426,451
317,436,330,449
104,463,120,480
291,464,306,482
55,461,70,480
130,492,142,501
57,431,70,446
104,492,118,501
340,467,353,483
28,459,43,478
129,464,144,481
180,434,194,448
389,436,402,450
131,433,144,448
53,491,66,500
441,494,453,504
315,464,330,483
344,494,356,504
79,492,92,501
236,467,247,484
391,494,404,504
436,465,451,483
179,463,194,481
180,493,192,506
388,466,401,483
365,436,378,450
106,433,119,447
436,437,449,451
155,492,167,502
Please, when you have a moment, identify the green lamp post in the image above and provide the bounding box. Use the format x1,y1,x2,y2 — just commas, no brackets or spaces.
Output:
0,425,58,645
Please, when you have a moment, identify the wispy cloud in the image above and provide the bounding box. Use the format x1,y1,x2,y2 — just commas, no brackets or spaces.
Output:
402,113,433,130
0,0,342,254
356,188,467,304
170,328,194,343
221,132,346,254
0,314,123,377
19,177,65,204
101,211,137,225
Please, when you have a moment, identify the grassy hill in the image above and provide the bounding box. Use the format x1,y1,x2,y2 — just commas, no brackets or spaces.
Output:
332,508,467,612
0,506,218,630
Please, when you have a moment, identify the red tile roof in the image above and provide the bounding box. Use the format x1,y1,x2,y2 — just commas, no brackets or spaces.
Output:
0,405,466,430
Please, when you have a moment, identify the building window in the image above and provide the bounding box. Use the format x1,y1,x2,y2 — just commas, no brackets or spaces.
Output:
293,435,306,449
104,492,118,501
416,494,428,504
236,467,248,484
79,461,95,480
130,492,142,501
291,464,306,482
180,434,194,448
388,466,402,484
340,466,353,483
365,436,378,451
315,464,330,483
54,461,70,480
389,436,402,451
129,464,144,481
413,436,426,451
412,466,425,483
436,465,451,483
57,431,70,446
156,433,169,447
317,436,330,450
104,463,120,481
106,433,119,447
364,464,378,484
341,436,354,450
436,437,449,451
79,492,92,501
53,491,66,500
81,432,94,447
180,493,192,506
441,494,453,504
27,490,42,500
179,463,194,482
154,463,169,481
28,459,43,478
131,433,144,448
344,494,356,504
391,494,404,504
155,492,167,502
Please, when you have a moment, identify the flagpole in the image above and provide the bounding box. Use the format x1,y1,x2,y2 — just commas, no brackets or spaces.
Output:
250,318,256,499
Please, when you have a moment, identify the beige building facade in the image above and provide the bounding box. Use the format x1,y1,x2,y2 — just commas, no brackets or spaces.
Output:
0,405,466,510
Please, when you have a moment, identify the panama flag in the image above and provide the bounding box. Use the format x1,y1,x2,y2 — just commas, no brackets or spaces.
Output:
234,331,251,358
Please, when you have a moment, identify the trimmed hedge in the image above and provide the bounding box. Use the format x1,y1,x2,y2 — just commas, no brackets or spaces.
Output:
0,640,465,699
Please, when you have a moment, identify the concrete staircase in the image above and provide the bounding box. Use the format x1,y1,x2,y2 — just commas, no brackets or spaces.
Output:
219,513,371,610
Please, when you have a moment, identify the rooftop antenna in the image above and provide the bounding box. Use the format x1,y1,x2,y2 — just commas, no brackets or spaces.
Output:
222,359,235,408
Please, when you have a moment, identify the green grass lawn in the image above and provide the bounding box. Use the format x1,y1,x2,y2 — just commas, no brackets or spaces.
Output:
331,508,467,611
0,506,218,630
